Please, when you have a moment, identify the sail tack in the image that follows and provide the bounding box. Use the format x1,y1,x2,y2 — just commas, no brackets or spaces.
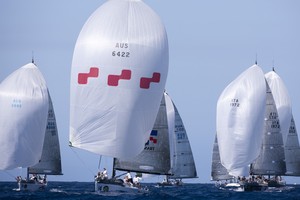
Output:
216,65,266,177
69,0,169,158
0,63,49,170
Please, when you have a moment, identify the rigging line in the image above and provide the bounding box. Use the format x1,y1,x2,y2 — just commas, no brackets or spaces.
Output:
70,147,95,177
2,170,16,180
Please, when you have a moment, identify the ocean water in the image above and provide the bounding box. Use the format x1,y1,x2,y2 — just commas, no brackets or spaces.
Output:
1,182,300,200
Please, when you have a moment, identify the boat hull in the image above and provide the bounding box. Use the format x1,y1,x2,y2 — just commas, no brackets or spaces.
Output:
16,181,47,191
95,180,148,193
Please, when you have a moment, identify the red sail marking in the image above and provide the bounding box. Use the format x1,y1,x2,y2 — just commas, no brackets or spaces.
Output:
107,69,131,86
140,72,161,89
149,137,157,144
78,67,99,84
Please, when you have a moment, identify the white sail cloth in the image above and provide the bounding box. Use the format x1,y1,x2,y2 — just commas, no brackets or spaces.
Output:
0,63,49,170
216,65,266,177
265,71,292,144
69,0,168,158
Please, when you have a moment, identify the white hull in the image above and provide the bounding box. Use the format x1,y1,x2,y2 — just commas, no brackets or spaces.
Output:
16,181,47,191
95,181,148,193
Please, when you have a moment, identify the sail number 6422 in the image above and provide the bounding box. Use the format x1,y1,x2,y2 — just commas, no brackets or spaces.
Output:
112,51,130,58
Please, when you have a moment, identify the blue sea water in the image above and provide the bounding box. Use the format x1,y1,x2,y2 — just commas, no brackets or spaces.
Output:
1,182,300,200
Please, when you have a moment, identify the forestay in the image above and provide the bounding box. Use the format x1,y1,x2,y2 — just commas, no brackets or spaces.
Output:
28,93,62,175
216,65,266,177
69,0,169,158
0,63,49,170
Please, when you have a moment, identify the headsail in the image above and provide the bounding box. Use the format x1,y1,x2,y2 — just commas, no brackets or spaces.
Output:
216,65,266,177
28,92,63,175
250,81,286,175
0,63,49,170
69,0,169,158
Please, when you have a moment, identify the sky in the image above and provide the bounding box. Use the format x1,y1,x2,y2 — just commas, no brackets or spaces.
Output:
1,0,300,184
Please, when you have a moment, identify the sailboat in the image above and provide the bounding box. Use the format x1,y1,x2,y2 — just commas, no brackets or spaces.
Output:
215,64,267,191
0,62,51,191
21,93,63,190
265,70,300,177
69,0,168,193
114,91,197,187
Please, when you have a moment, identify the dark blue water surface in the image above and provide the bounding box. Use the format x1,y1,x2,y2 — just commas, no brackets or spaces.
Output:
1,182,300,200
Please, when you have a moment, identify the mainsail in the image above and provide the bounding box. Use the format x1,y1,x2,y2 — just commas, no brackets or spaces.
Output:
114,92,197,179
265,71,292,144
285,116,300,176
250,81,286,175
211,135,234,181
28,92,63,175
216,64,266,177
167,94,197,179
69,0,169,158
0,63,49,170
114,92,171,175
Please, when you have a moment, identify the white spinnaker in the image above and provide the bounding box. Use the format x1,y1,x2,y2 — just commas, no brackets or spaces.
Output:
216,65,266,177
0,63,49,170
265,71,292,144
70,0,168,158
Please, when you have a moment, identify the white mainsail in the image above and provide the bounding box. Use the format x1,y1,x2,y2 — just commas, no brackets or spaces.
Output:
216,65,266,177
69,0,168,158
0,63,49,170
114,92,197,179
28,93,62,175
265,71,292,144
